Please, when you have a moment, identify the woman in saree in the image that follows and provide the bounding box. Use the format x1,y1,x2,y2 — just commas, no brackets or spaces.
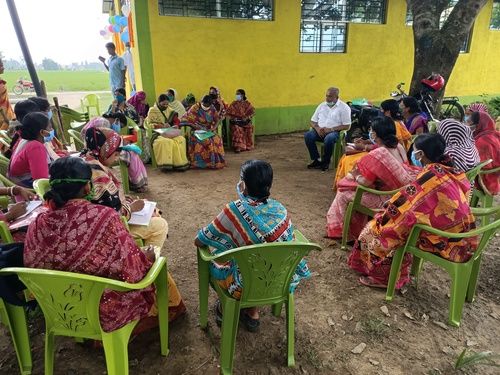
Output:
209,86,227,119
0,58,15,131
145,94,189,170
327,116,418,241
166,88,186,118
226,89,255,153
82,127,168,248
348,133,477,289
181,95,225,169
195,160,310,332
83,115,148,192
24,157,185,331
400,96,428,135
469,111,500,195
8,112,53,188
334,99,412,187
437,119,479,173
127,91,149,120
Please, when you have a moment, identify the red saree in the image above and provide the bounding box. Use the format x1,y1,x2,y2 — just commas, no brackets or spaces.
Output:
348,164,477,289
24,199,155,332
473,112,500,195
326,146,418,240
226,99,256,152
0,79,15,130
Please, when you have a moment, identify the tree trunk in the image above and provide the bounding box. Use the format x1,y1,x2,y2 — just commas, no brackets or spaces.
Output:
408,0,488,102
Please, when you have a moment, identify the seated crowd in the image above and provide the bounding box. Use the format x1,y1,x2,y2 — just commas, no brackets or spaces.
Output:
0,81,497,369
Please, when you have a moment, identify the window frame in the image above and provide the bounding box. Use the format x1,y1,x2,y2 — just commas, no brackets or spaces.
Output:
299,20,348,54
157,0,275,21
490,0,500,30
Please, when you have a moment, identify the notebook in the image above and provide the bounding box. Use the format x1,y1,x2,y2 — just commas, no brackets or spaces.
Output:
194,130,215,141
128,201,157,226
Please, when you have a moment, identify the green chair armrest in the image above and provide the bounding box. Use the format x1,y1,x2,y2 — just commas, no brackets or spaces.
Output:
356,184,401,196
1,257,167,292
470,206,500,217
410,221,499,240
479,166,500,175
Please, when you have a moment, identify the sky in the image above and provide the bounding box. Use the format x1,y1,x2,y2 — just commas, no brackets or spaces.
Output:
0,0,110,65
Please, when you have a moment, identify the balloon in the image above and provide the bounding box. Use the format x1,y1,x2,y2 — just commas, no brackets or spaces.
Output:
120,31,130,43
114,15,121,24
109,16,115,24
121,4,130,17
112,24,121,33
99,30,106,36
118,16,128,27
108,25,114,32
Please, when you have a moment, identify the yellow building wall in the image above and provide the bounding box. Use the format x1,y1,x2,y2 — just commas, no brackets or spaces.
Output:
144,0,500,134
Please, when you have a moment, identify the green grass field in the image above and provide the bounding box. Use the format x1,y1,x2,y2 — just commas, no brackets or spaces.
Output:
2,70,109,92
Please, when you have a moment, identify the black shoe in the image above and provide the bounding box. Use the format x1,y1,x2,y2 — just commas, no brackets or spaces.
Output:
307,159,322,169
321,162,330,171
239,311,260,333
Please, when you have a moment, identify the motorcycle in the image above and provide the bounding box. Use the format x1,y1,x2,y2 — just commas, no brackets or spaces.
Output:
12,78,35,95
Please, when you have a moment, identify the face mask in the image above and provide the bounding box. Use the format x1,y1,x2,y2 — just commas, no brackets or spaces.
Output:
111,122,121,133
236,181,246,200
235,94,243,101
369,132,376,144
411,151,423,168
464,115,470,123
201,104,211,111
326,101,336,107
43,129,55,143
116,95,126,103
47,110,53,120
167,95,174,102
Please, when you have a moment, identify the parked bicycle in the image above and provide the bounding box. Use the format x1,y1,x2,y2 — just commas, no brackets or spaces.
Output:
390,74,464,122
12,78,35,95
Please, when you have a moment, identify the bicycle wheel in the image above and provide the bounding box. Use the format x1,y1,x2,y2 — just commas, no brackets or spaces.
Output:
12,85,23,95
440,99,465,121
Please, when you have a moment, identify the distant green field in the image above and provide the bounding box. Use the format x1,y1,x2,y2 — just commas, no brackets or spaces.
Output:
2,70,109,92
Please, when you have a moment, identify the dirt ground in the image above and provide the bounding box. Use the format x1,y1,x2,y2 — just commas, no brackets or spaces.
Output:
1,133,499,375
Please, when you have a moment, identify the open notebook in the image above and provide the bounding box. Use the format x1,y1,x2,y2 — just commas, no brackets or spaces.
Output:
128,201,157,226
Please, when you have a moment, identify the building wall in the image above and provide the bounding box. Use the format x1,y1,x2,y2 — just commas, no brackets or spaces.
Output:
137,0,500,135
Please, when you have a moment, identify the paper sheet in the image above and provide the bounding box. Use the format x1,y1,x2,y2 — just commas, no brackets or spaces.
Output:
128,201,156,226
16,200,43,220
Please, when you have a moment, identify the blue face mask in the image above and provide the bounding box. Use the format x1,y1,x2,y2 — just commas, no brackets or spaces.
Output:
111,123,121,133
464,115,470,123
411,151,423,168
235,94,243,101
43,129,55,143
47,110,53,120
369,132,376,144
116,95,126,103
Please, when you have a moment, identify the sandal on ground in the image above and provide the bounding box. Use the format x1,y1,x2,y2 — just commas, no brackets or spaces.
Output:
359,276,387,289
214,299,223,327
239,311,260,333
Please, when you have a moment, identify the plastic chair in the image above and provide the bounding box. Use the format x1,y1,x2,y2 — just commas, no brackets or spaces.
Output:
341,185,400,250
119,160,130,194
67,129,85,151
133,124,158,168
120,216,145,247
197,231,321,374
385,209,500,327
470,166,500,225
80,94,100,116
465,159,492,182
314,130,346,169
0,129,12,143
33,179,50,200
0,221,32,375
0,257,169,375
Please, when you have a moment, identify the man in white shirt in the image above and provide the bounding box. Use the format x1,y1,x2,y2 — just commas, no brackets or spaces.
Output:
305,87,351,171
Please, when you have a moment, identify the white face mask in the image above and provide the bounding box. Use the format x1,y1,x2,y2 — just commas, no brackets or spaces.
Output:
235,94,243,101
201,104,210,111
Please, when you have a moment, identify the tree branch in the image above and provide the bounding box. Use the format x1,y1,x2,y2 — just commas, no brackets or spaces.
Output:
440,0,487,38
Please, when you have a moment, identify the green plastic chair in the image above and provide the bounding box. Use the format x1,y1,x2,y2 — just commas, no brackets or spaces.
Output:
314,129,346,170
0,221,32,375
0,256,169,375
119,160,130,194
133,124,158,168
465,159,492,182
0,129,12,143
470,166,499,225
197,231,321,374
341,184,400,250
385,208,500,327
80,94,101,116
33,179,50,200
67,129,85,151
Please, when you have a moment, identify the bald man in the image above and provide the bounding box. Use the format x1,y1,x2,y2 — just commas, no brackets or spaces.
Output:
305,87,351,171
